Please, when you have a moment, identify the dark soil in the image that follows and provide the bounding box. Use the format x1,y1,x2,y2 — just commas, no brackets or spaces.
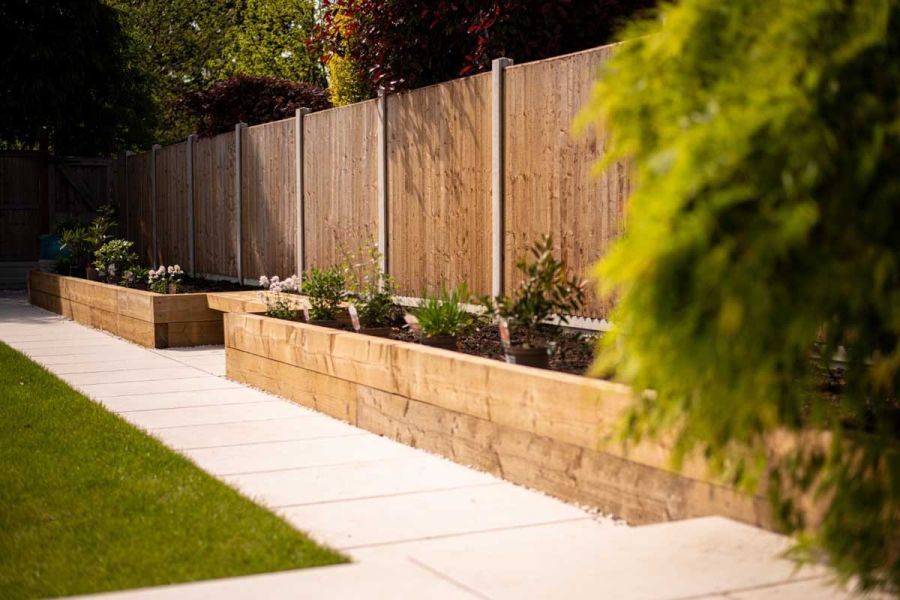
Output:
391,323,598,376
123,276,255,294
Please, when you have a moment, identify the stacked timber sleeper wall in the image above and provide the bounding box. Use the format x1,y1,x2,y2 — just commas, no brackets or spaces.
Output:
224,312,773,527
28,271,223,349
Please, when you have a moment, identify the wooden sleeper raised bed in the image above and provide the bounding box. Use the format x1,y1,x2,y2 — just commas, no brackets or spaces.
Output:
28,271,223,348
223,312,774,528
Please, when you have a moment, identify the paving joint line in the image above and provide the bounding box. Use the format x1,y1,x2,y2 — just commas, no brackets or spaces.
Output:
341,516,595,551
144,414,321,430
178,432,369,451
274,482,503,510
406,557,493,600
115,399,284,414
668,574,828,600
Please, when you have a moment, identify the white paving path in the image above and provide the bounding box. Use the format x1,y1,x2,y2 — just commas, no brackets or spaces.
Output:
0,294,860,599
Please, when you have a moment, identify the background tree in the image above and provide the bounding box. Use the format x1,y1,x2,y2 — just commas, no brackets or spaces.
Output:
107,0,322,143
0,0,152,154
311,0,655,95
579,0,899,591
229,0,325,87
176,76,329,137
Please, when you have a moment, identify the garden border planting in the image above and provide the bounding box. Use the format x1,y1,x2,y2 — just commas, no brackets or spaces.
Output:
28,271,223,348
223,312,774,527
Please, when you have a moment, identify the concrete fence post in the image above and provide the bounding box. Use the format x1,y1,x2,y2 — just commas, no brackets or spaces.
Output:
234,123,245,284
376,88,389,278
491,57,513,298
150,144,161,268
186,135,196,277
123,150,133,243
295,107,310,279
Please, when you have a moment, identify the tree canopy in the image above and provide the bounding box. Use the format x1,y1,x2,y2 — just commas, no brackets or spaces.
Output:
579,0,899,591
0,0,152,154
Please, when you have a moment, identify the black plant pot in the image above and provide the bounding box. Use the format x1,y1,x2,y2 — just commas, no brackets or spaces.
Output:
504,346,549,369
421,334,458,351
307,319,343,329
358,326,393,338
85,267,101,281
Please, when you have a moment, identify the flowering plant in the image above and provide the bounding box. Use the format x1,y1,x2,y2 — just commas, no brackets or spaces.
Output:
148,265,184,294
258,274,302,321
93,239,137,284
121,266,149,289
343,243,397,328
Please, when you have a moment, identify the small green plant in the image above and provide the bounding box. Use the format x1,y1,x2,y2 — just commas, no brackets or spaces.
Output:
258,275,302,321
121,265,149,288
59,226,93,273
415,284,475,339
343,243,397,328
148,265,183,294
93,239,138,283
301,266,346,321
482,235,585,348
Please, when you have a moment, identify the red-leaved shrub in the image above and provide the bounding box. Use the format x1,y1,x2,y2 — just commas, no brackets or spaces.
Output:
310,0,656,94
177,75,331,136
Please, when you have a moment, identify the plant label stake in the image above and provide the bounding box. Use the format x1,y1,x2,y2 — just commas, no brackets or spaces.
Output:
302,306,310,322
404,314,422,337
499,318,511,351
348,304,361,331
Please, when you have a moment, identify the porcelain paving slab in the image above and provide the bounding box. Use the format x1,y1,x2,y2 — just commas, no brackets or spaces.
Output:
62,366,203,386
352,517,837,600
119,400,305,429
75,375,240,399
223,455,500,508
50,358,183,374
71,561,481,600
151,416,367,450
280,482,593,551
97,388,285,412
183,434,422,476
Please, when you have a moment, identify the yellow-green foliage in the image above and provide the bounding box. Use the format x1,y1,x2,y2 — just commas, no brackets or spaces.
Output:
579,0,899,591
327,54,372,106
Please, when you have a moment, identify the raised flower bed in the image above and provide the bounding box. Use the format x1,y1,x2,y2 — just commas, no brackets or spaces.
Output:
28,271,223,348
223,311,773,527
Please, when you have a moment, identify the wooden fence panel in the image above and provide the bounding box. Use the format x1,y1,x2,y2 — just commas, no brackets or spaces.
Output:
154,142,189,267
125,152,153,265
48,158,112,220
504,45,629,318
241,118,297,280
0,153,40,261
193,132,238,277
303,100,379,271
387,73,493,296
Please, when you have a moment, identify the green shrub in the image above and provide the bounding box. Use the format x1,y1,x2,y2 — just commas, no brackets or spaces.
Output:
578,0,899,590
415,284,475,339
482,236,585,348
343,243,397,328
93,239,137,283
302,267,346,321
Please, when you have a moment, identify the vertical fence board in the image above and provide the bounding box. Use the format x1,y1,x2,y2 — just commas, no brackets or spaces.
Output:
0,153,41,260
193,131,237,277
387,73,493,296
303,100,379,271
154,142,189,267
503,45,628,319
125,152,153,265
241,118,297,280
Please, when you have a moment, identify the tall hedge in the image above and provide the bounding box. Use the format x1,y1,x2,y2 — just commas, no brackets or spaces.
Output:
579,0,899,591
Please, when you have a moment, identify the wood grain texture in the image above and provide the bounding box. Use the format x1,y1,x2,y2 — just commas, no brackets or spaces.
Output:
387,73,493,296
303,100,379,271
154,142,190,267
125,152,153,265
193,132,238,277
27,272,224,348
503,45,630,318
0,153,40,260
241,118,297,280
223,313,773,527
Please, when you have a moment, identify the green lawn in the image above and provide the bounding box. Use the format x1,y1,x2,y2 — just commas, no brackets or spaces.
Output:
0,341,346,599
